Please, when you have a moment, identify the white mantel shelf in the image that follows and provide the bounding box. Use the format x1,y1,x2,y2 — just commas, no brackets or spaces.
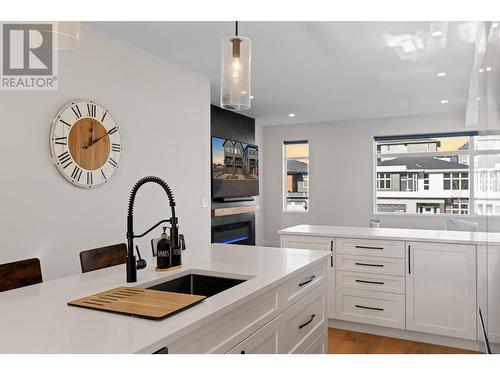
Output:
0,244,329,354
279,224,500,246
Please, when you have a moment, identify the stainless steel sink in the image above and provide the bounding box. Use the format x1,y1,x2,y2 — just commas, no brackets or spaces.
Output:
146,273,246,297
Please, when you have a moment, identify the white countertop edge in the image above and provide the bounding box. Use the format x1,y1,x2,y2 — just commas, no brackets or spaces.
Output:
278,225,500,246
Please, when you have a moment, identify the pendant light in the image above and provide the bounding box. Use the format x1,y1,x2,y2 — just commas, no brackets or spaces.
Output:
220,21,251,110
41,22,81,49
53,22,81,49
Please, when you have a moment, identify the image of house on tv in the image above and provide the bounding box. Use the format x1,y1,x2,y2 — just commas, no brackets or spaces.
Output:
219,140,258,179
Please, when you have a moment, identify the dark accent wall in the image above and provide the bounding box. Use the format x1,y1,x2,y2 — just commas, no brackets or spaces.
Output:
211,105,257,245
211,105,255,144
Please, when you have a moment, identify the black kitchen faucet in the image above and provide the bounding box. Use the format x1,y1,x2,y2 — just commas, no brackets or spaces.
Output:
126,176,180,283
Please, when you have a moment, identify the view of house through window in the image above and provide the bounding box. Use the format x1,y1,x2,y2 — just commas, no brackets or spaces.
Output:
374,133,500,216
284,140,309,212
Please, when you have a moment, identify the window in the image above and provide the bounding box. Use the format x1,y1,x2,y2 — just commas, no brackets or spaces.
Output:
400,173,417,191
284,140,309,212
423,173,429,190
377,173,391,190
375,132,475,215
446,198,469,215
374,133,500,216
443,172,469,190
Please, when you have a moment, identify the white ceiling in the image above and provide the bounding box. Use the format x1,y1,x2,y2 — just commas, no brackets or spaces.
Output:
88,21,475,126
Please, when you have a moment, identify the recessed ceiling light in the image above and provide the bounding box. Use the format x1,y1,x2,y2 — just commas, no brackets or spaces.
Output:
431,31,443,37
486,66,492,71
479,68,484,73
250,95,254,99
288,113,296,118
436,72,447,77
477,96,481,101
440,99,449,104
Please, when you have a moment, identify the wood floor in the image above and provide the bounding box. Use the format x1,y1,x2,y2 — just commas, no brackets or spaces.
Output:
328,328,479,354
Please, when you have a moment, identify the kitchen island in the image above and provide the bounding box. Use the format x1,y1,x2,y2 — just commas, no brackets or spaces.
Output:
0,243,329,354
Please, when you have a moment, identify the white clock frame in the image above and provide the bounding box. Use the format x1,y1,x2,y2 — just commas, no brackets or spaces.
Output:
50,99,122,188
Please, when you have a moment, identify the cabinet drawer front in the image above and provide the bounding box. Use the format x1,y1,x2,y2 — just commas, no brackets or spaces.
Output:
282,260,327,307
169,288,280,353
336,271,405,294
281,234,333,251
336,254,405,276
335,287,405,329
235,316,281,354
336,238,404,258
282,283,327,354
303,329,327,354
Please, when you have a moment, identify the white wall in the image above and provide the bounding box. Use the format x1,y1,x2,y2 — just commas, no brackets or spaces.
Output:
255,124,264,245
0,25,211,280
262,111,500,247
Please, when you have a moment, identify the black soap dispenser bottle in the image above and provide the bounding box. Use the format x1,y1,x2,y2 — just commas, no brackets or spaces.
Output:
156,227,171,270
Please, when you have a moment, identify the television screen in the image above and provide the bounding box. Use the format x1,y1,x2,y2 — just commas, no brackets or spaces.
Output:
211,136,259,198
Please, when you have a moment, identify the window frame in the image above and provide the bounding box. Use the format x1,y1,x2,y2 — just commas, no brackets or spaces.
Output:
283,140,310,213
372,132,500,217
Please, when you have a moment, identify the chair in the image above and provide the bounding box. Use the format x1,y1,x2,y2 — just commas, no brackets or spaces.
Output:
79,243,127,273
445,219,479,232
0,258,43,292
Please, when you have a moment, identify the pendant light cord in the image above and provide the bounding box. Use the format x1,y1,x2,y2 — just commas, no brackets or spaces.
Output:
235,21,238,36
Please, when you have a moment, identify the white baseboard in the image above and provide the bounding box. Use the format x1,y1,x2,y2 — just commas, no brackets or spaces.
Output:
329,319,486,352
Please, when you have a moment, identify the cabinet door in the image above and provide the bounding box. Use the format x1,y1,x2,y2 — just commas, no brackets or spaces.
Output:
487,246,500,343
303,329,328,354
406,242,477,340
281,234,335,319
236,316,282,354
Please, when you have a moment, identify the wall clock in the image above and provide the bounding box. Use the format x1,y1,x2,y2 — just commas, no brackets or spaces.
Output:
50,100,121,188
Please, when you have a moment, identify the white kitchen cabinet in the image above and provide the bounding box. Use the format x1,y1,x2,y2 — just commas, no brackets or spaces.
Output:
226,281,328,354
487,248,500,343
479,245,500,344
281,234,335,319
303,329,327,354
336,287,405,329
406,241,477,340
281,282,327,353
232,315,282,354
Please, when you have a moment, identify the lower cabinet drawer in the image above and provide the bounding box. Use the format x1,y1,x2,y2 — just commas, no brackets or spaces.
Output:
336,287,405,329
336,254,405,276
282,282,328,353
230,315,282,354
168,288,280,353
336,270,405,294
303,329,327,354
282,260,327,308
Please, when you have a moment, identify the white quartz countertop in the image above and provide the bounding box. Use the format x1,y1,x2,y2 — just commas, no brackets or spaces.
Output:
279,224,500,246
0,243,329,354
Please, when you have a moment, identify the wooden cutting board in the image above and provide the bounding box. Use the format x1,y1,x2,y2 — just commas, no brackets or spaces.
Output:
68,286,206,320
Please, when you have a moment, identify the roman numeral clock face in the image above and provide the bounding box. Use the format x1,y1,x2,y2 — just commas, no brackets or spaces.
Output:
50,100,121,188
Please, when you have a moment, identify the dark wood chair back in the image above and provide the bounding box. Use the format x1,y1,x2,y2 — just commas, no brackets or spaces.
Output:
0,258,43,292
79,243,127,273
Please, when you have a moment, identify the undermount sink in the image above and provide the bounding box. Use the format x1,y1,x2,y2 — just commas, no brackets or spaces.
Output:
146,273,247,298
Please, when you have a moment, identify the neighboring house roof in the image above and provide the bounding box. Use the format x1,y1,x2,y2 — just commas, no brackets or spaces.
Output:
378,157,468,170
458,142,470,151
287,159,308,174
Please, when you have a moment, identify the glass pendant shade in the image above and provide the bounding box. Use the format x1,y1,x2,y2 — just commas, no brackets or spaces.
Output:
54,22,81,49
220,35,251,110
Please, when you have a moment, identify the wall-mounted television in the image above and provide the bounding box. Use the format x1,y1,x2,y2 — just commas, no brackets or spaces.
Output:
211,136,259,199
